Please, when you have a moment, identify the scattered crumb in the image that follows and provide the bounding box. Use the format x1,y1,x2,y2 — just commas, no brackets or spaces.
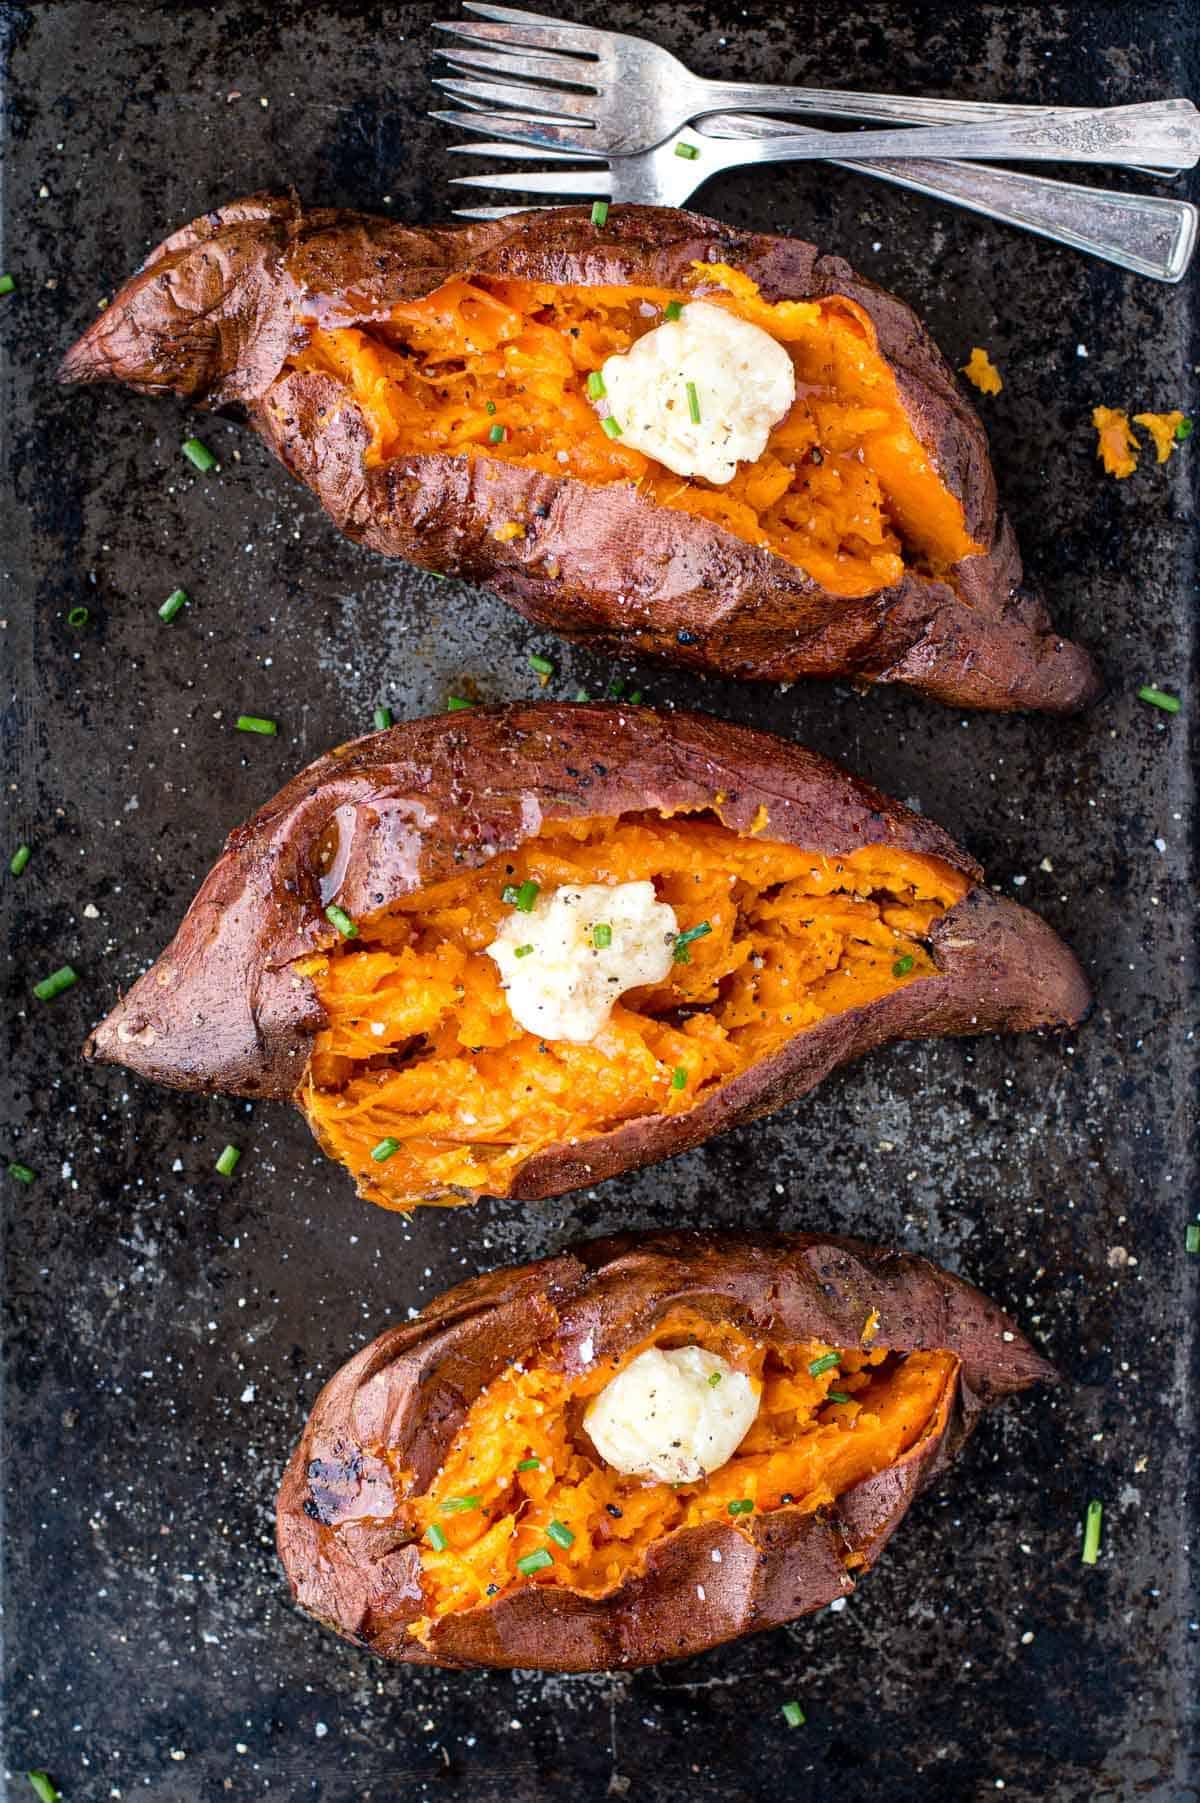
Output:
961,346,1003,395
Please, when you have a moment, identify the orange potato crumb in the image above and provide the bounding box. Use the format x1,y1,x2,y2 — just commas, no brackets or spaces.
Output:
1092,406,1140,479
961,347,1003,396
1132,410,1187,465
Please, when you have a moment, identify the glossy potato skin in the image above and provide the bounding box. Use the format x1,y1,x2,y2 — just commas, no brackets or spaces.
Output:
59,197,1100,713
275,1230,1055,1671
82,703,1091,1203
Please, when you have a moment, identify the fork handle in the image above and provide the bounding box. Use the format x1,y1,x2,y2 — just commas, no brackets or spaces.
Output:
704,113,1197,282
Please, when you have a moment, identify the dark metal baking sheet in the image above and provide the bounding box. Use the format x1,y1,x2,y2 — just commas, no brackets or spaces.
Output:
1,3,1196,1798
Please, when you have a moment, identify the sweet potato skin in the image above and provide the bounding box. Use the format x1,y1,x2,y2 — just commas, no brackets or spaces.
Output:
58,198,1100,713
82,703,1090,1201
275,1231,1055,1671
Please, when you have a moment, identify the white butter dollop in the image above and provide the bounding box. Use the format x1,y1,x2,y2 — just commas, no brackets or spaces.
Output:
583,1346,760,1484
598,300,795,486
486,880,677,1044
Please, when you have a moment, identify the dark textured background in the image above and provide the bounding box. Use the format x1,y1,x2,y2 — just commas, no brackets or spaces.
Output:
1,3,1197,1799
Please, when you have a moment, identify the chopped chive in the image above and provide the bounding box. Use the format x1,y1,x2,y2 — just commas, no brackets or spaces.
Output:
373,705,393,731
10,844,31,877
516,1548,553,1576
66,605,90,628
485,400,497,415
214,1143,241,1177
781,1701,806,1729
586,370,607,400
546,1519,575,1549
1187,1223,1200,1254
601,415,623,439
1081,1498,1103,1565
827,1390,851,1404
671,1067,687,1091
514,944,534,959
1176,417,1194,441
0,274,15,298
446,695,473,711
672,920,712,964
590,199,609,227
488,422,506,444
33,965,77,1002
593,922,613,950
664,300,683,321
808,1352,841,1378
727,1498,754,1516
325,903,358,940
686,381,701,424
892,953,916,978
439,1495,481,1513
235,714,277,735
627,690,642,704
182,436,217,472
502,879,539,913
158,587,188,623
573,688,590,703
27,1776,60,1803
1137,685,1180,714
8,1162,35,1186
529,653,554,676
707,1369,721,1387
517,1457,541,1471
607,676,626,698
674,141,700,160
371,1137,401,1163
425,1522,448,1552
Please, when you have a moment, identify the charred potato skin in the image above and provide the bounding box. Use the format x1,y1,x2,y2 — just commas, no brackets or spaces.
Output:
59,199,1100,713
275,1230,1055,1671
82,703,1091,1201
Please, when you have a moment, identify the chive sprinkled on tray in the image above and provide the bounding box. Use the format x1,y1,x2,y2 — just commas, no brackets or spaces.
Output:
371,1137,401,1163
325,903,358,939
159,587,188,623
517,1457,541,1471
182,436,217,472
373,705,393,731
33,965,77,1002
8,1162,35,1186
686,381,701,424
590,200,609,227
425,1522,448,1552
1187,1223,1200,1254
502,879,539,913
574,688,590,703
671,1067,687,1091
214,1144,241,1177
235,714,277,735
10,844,31,877
664,300,683,321
66,605,89,628
672,920,712,963
446,695,473,711
514,944,534,959
727,1498,754,1516
546,1519,575,1549
893,953,915,977
593,923,612,950
1081,1498,1103,1564
781,1702,806,1729
1176,417,1194,441
586,370,606,400
27,1775,60,1803
488,422,506,444
607,676,625,698
529,653,554,677
707,1369,721,1387
1137,685,1180,714
440,1495,481,1513
517,1548,554,1575
601,415,622,438
675,141,699,159
808,1352,840,1378
0,274,15,298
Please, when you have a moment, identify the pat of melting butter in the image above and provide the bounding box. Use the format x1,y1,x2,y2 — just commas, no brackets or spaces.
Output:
598,300,796,486
584,1346,760,1484
487,880,677,1044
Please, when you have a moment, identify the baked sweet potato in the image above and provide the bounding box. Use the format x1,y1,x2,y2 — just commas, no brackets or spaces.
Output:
84,702,1090,1212
58,197,1099,713
276,1230,1054,1671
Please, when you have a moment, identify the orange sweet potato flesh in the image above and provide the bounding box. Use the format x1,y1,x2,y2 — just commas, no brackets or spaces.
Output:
58,198,1101,712
276,1231,1055,1670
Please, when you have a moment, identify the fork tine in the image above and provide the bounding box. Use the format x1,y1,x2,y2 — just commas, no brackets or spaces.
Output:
436,45,600,90
453,204,555,219
446,135,594,162
439,12,605,56
433,75,598,123
451,165,613,197
431,108,604,151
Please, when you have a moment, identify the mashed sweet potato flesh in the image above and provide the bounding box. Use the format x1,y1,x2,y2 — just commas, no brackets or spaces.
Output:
292,262,981,597
300,810,968,1209
393,1311,958,1626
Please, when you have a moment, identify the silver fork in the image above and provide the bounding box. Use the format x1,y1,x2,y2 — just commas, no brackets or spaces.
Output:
442,115,1198,282
434,2,1192,174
